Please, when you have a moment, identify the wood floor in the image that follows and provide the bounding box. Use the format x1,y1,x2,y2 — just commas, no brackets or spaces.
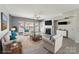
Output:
16,35,79,54
57,38,79,54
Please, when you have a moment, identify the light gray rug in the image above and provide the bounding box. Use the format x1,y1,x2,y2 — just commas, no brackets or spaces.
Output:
23,44,51,54
23,38,79,54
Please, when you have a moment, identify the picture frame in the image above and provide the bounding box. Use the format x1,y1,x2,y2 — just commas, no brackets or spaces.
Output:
1,12,8,31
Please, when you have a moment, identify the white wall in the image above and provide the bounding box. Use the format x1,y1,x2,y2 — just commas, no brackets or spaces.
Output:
55,8,79,43
75,13,79,43
40,20,45,34
58,17,76,40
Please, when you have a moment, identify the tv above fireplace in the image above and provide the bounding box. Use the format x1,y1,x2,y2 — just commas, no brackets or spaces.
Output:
45,20,52,25
45,28,51,35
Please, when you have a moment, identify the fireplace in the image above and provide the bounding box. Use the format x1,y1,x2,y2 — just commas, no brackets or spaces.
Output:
45,28,51,35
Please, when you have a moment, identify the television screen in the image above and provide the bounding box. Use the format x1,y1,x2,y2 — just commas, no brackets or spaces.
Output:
45,28,51,35
58,21,68,25
45,20,52,25
1,12,8,31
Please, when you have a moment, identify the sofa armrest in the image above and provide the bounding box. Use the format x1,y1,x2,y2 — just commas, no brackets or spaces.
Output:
53,35,63,53
2,40,14,46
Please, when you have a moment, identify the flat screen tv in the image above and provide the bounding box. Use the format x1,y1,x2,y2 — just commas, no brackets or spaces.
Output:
45,20,52,25
45,28,51,35
58,21,68,25
1,12,8,31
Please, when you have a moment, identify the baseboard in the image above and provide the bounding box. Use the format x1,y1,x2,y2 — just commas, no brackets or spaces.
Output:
75,40,79,43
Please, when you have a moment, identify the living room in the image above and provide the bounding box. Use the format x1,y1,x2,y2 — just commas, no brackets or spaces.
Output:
0,4,79,54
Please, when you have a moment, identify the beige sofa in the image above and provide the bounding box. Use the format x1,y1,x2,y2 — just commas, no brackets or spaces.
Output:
42,33,63,53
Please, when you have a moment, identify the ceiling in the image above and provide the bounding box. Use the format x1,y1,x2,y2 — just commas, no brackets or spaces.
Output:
0,4,79,19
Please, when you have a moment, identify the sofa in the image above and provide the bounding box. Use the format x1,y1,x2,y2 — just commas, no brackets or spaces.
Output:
42,31,63,53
